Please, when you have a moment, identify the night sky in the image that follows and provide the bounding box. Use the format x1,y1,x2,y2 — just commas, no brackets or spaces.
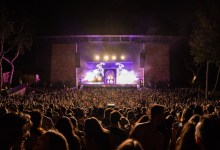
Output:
2,0,220,88
4,0,214,36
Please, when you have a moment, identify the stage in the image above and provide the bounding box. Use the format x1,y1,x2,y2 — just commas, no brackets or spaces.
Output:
82,83,137,89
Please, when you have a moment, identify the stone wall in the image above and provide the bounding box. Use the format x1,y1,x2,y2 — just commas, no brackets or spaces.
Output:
51,44,76,87
144,43,170,87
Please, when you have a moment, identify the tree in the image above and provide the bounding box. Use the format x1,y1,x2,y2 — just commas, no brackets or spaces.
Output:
0,1,13,90
0,1,33,91
184,47,202,86
185,59,202,85
2,22,33,86
210,61,220,97
189,3,220,99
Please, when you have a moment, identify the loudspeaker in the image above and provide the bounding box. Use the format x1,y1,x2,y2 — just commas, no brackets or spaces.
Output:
75,52,80,68
140,52,145,68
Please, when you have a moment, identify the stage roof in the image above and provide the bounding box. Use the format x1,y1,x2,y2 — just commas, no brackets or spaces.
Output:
37,35,183,44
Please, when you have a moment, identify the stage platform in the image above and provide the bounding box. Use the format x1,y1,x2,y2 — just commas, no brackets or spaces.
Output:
82,83,137,89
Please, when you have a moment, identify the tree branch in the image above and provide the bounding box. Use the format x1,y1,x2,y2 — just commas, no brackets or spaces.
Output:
0,37,4,54
0,52,10,63
12,49,20,63
2,55,11,65
3,47,14,54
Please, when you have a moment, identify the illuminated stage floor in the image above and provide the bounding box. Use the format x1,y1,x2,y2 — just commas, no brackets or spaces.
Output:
82,83,137,88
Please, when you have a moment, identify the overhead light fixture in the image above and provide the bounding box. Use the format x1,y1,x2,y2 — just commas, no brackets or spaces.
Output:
95,55,100,60
104,55,109,61
112,56,116,60
120,55,125,60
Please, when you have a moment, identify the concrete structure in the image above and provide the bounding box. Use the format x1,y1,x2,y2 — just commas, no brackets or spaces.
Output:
31,35,183,88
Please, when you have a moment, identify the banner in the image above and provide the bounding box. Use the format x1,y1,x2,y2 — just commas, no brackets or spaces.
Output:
3,72,10,84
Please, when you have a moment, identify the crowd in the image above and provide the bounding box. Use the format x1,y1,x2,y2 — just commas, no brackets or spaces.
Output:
0,87,220,150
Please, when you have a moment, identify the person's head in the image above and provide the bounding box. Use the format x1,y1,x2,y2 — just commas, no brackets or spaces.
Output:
0,106,8,117
69,116,78,130
35,104,44,113
117,139,143,150
46,109,53,119
136,115,149,124
0,112,32,150
188,114,200,125
110,110,121,125
18,104,24,112
84,117,107,138
9,104,18,112
176,122,199,150
127,110,135,122
60,106,67,116
97,107,105,119
29,111,43,129
104,108,113,119
165,115,175,130
195,115,220,150
55,116,74,136
170,110,176,118
34,130,69,150
76,108,85,120
194,105,204,116
119,117,130,128
141,107,147,114
206,104,215,114
150,104,165,124
181,107,193,124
